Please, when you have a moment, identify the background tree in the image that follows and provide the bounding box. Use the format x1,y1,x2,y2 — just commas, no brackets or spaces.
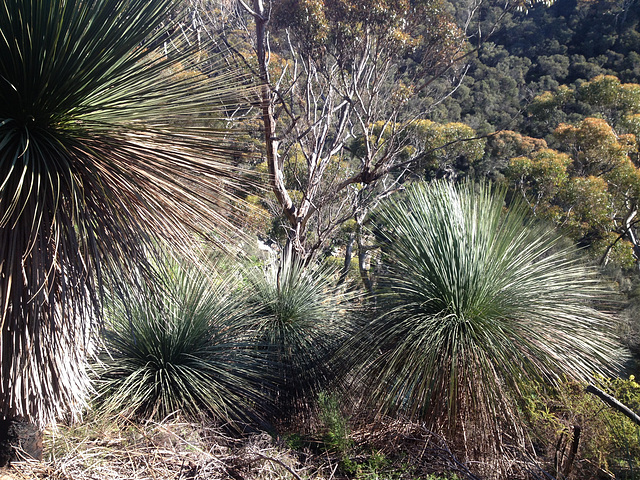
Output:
554,117,640,265
434,0,640,134
506,148,572,216
501,116,640,266
526,75,640,136
478,129,549,179
235,0,555,259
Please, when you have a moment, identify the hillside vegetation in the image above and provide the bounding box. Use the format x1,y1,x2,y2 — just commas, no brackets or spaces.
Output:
2,0,640,479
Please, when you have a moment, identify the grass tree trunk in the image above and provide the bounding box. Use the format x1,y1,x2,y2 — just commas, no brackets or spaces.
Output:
1,0,254,456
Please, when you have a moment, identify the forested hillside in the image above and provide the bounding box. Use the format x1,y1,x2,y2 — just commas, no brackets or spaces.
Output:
437,0,640,133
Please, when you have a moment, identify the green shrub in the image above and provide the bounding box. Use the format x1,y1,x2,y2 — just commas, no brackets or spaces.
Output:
341,451,391,479
525,376,640,479
318,392,351,453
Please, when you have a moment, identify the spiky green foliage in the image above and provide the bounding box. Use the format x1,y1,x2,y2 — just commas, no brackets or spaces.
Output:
94,258,271,426
347,181,622,443
245,255,353,410
0,0,251,425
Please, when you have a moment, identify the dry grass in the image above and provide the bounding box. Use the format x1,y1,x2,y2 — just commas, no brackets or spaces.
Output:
0,415,550,480
3,417,322,480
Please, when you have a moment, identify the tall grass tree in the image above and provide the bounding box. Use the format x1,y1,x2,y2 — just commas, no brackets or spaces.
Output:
345,181,623,450
0,0,252,434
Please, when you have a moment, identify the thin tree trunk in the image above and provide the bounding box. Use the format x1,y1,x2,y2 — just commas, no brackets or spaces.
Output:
245,0,304,257
338,232,355,285
356,233,373,294
561,425,580,479
586,384,640,426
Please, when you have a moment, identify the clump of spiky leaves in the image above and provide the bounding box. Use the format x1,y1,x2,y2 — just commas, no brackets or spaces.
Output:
245,255,354,412
346,181,622,446
94,257,272,427
0,0,252,426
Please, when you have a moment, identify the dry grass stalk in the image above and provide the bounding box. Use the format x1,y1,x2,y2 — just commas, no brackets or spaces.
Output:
5,419,315,480
1,415,550,480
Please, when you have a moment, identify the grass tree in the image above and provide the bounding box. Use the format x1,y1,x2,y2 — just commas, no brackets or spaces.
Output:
94,258,272,427
245,255,355,416
0,0,251,449
345,181,622,451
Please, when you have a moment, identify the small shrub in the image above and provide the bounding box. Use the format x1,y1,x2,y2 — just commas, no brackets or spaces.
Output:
341,450,426,480
318,392,351,453
341,451,390,479
283,432,304,450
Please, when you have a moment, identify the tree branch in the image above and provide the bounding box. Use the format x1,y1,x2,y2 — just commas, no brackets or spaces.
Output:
586,384,640,426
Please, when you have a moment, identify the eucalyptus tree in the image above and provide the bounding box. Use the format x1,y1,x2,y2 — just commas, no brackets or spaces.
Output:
230,0,556,261
0,0,251,449
503,114,640,268
344,181,622,454
241,0,470,259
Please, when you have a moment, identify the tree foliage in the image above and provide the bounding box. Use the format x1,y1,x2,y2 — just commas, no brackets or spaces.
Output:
431,0,640,134
236,0,486,258
503,115,640,266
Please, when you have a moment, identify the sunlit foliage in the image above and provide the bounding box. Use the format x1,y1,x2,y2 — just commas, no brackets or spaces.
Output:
344,181,621,447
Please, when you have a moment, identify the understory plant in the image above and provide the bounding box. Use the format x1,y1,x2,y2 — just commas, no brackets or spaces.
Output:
525,376,640,479
345,180,623,450
94,258,272,427
317,392,351,454
244,254,355,414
